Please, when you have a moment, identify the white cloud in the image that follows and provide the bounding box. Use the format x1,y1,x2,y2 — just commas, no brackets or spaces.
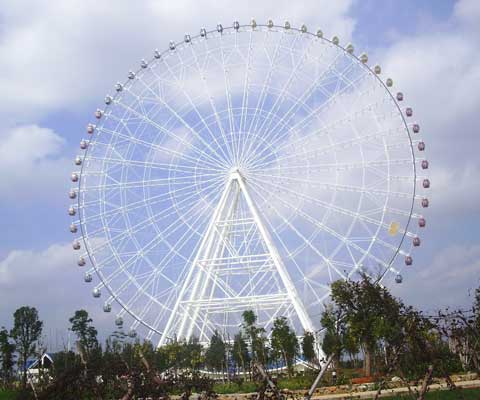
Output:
0,0,355,123
379,0,480,216
0,124,71,203
454,0,480,29
391,243,480,310
430,164,480,216
0,242,113,349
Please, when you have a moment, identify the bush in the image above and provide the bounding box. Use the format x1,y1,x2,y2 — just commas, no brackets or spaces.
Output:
277,375,313,391
213,381,257,394
0,391,17,400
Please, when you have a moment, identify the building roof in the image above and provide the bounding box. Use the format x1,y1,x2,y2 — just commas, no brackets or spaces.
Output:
24,353,54,371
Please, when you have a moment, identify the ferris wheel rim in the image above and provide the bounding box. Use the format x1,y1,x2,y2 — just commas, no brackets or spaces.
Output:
71,21,427,340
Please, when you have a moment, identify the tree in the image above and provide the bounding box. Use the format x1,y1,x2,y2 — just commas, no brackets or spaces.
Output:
241,310,268,365
329,275,403,376
205,330,226,372
301,331,316,364
69,310,99,356
270,317,298,376
0,328,15,387
232,332,250,375
320,304,345,368
184,337,203,370
10,306,43,387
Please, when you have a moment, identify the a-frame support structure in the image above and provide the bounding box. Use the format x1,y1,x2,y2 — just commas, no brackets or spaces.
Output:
158,169,315,346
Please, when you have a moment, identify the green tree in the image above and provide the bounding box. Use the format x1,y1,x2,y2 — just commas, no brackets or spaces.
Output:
320,304,345,367
232,332,250,375
185,337,203,370
472,286,480,371
329,276,403,376
69,310,98,356
242,310,268,365
0,327,15,387
10,306,43,387
205,330,226,372
270,317,298,376
301,331,316,364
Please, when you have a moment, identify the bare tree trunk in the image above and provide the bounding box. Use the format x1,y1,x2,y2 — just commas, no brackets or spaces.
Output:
364,348,372,377
120,377,134,400
27,373,39,400
445,373,456,390
304,354,334,400
418,365,433,400
137,347,163,386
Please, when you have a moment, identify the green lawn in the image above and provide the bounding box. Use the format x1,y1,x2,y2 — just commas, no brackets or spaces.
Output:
2,386,479,399
0,391,16,400
376,387,480,399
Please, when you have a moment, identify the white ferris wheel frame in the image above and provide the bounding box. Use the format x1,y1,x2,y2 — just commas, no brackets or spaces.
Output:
69,21,429,347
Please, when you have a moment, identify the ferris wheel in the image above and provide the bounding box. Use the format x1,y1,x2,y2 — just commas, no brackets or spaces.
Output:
68,20,429,345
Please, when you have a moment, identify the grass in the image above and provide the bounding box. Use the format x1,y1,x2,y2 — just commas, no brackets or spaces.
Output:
2,386,479,399
0,391,16,400
213,381,257,394
384,387,480,399
214,374,319,393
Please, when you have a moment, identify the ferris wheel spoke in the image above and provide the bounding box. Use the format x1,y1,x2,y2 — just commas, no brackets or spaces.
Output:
238,30,254,159
255,158,412,174
83,175,224,260
251,125,405,172
102,269,157,307
250,44,349,157
247,177,344,280
82,189,219,252
247,173,405,236
81,174,208,191
248,95,393,169
246,29,286,144
152,56,233,165
238,30,270,167
108,99,227,170
248,175,376,267
91,198,215,299
270,60,369,144
251,31,311,146
149,199,224,282
251,171,411,199
142,181,224,267
115,272,172,320
81,174,222,227
258,49,354,143
246,178,341,294
98,122,222,171
108,106,224,171
186,38,237,164
249,71,373,167
217,31,239,164
142,58,232,167
104,268,172,308
245,47,359,162
85,154,220,175
249,176,391,270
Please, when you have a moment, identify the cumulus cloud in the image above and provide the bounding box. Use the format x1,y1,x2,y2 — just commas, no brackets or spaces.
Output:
0,0,355,123
380,0,480,216
0,124,71,203
0,242,113,349
391,243,480,310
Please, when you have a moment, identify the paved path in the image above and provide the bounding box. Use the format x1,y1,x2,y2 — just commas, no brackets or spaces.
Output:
309,379,480,399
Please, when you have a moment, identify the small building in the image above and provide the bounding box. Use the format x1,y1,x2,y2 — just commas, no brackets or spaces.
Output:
24,353,54,383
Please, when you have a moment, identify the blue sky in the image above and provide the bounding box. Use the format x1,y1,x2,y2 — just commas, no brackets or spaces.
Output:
1,0,479,349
